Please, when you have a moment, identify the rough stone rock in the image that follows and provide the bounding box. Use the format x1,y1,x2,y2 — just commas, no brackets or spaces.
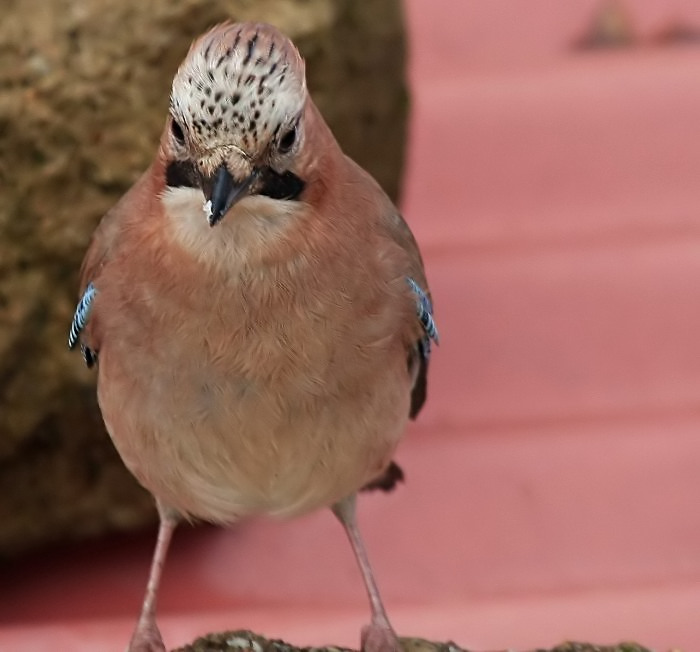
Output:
172,629,661,652
0,0,407,556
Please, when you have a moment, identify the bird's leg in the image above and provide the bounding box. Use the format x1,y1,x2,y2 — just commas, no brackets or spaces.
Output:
332,494,401,652
128,500,179,652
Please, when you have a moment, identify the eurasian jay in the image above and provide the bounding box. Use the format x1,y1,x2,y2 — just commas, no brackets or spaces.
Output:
69,22,437,652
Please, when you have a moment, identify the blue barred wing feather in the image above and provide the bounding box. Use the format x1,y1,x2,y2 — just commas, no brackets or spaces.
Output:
406,276,438,419
68,282,97,367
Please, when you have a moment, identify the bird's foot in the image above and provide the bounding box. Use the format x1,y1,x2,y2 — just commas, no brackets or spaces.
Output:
127,619,166,652
361,622,401,652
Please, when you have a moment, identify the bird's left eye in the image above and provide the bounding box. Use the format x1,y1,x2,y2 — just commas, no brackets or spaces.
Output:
171,119,186,146
278,125,297,154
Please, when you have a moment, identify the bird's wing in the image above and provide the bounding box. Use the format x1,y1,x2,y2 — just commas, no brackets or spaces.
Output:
405,274,438,419
68,168,154,365
382,210,439,419
68,281,98,366
67,209,117,366
362,211,437,494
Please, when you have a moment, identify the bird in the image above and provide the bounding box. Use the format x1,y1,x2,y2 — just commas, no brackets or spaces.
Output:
68,21,438,652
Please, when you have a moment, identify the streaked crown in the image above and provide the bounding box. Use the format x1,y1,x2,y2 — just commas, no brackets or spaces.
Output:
170,22,306,156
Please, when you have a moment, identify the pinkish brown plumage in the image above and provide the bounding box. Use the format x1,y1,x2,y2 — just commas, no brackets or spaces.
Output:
70,21,437,652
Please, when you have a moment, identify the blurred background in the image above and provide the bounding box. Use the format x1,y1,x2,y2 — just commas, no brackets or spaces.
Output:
2,0,700,650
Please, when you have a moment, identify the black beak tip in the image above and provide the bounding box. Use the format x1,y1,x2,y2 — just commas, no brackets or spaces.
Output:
204,164,257,226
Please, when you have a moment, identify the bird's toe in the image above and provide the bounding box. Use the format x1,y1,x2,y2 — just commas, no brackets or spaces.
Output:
127,620,166,652
361,622,402,652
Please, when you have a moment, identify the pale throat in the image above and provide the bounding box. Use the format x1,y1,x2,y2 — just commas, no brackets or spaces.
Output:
161,186,303,270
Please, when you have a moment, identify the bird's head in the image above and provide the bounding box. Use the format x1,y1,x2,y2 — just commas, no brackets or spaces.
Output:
163,22,309,226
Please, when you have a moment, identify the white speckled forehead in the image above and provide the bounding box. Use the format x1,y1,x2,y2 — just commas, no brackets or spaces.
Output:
170,23,306,155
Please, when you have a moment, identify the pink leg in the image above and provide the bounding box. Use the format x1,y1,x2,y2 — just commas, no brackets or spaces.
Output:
332,494,401,652
128,501,179,652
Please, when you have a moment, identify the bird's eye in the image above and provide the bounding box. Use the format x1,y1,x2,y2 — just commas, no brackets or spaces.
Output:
278,125,297,154
171,119,186,146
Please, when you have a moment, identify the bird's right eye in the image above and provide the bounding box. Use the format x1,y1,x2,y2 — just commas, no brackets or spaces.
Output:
277,125,297,154
171,119,186,146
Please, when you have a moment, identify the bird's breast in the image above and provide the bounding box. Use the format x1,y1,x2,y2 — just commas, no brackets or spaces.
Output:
95,191,412,523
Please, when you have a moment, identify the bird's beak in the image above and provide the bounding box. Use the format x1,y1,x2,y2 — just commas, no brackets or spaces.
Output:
202,164,258,227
